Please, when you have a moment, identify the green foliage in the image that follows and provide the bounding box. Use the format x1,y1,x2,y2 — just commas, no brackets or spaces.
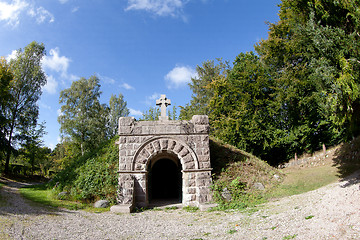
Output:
73,157,117,201
140,105,178,121
20,184,87,210
182,205,199,212
256,0,360,144
283,234,297,240
107,93,129,138
58,75,108,156
49,137,119,203
17,122,49,175
2,41,47,174
228,229,237,234
210,137,282,210
0,57,12,162
208,52,286,164
179,59,230,120
181,1,360,166
141,107,160,121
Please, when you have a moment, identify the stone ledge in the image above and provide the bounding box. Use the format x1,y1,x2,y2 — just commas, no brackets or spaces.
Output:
199,203,218,211
110,204,133,214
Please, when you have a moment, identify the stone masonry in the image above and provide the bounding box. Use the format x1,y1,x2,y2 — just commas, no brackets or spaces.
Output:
110,95,213,213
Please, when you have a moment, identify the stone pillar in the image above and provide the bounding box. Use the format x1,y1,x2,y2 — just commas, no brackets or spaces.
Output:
110,173,135,213
182,171,197,205
133,173,148,208
196,171,213,203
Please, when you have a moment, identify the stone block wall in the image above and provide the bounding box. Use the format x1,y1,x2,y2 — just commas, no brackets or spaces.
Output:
113,115,213,210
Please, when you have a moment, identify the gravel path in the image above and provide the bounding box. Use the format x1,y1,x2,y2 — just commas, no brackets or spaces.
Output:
0,171,359,240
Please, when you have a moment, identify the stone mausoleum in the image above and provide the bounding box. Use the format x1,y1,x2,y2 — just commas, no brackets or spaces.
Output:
110,95,213,213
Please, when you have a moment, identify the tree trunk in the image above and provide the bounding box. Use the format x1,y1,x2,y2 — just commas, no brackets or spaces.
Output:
4,121,15,175
4,138,12,174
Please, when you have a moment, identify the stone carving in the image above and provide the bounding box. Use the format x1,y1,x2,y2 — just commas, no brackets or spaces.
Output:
156,94,171,121
111,95,213,213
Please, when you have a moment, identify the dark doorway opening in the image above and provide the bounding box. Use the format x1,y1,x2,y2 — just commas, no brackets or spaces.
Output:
148,158,182,204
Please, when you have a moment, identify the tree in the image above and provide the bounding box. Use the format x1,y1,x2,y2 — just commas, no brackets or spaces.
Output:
58,75,107,156
3,42,47,174
107,93,129,138
0,57,13,164
179,59,230,120
141,105,178,121
254,0,360,156
140,107,160,121
209,52,285,164
18,122,47,174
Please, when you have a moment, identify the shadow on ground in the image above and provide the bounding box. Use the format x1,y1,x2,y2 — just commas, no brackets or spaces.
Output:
0,177,69,216
333,136,360,187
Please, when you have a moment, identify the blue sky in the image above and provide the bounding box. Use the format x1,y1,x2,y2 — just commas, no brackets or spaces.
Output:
0,0,280,149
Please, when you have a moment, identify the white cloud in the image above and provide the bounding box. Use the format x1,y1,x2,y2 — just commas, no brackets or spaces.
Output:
145,92,161,105
71,6,79,13
0,0,54,26
68,74,79,82
43,75,58,94
120,83,135,90
59,0,68,4
97,73,115,85
27,6,54,23
42,47,71,78
129,108,143,116
125,0,186,17
165,65,196,89
0,0,28,26
6,50,17,61
39,101,52,110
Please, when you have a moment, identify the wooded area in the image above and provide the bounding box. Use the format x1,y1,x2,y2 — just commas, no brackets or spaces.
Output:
1,0,360,175
180,0,360,165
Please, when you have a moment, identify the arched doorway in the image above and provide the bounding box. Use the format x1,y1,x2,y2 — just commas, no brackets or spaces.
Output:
148,157,182,205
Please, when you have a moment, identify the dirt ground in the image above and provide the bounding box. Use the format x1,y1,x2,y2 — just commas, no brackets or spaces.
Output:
0,170,359,240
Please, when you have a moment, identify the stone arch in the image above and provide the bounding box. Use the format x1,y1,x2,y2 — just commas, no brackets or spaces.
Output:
132,137,199,172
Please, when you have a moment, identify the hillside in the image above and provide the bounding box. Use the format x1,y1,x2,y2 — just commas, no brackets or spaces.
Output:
48,136,282,209
209,137,283,209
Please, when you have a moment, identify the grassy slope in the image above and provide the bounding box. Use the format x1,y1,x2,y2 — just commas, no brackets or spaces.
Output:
17,135,360,211
268,135,360,199
210,137,284,209
268,165,339,199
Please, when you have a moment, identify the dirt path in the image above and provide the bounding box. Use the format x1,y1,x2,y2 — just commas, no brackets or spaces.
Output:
0,172,359,240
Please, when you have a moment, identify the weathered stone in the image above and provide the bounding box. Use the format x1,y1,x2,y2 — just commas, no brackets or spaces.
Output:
115,96,212,212
273,174,280,181
119,117,135,126
221,188,232,201
110,204,133,213
192,115,209,125
153,140,161,152
167,140,176,150
94,200,109,208
253,182,265,190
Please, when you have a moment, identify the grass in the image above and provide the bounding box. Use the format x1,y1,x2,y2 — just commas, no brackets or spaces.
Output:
267,164,339,199
183,206,199,212
283,234,298,239
19,184,109,212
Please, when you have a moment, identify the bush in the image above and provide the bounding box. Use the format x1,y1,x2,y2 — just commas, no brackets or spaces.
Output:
49,137,119,204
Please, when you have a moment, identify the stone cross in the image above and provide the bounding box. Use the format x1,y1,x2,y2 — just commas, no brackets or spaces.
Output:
156,94,171,121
